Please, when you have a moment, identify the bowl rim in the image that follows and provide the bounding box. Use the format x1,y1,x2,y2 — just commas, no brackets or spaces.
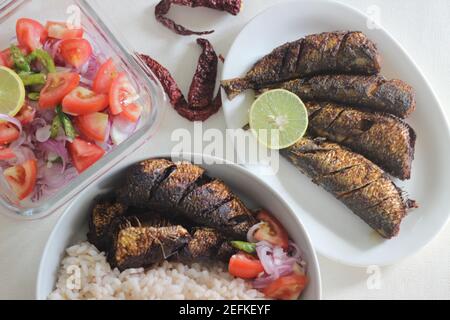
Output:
35,152,322,300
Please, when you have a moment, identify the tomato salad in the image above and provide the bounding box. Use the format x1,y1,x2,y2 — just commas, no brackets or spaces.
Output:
0,18,142,202
229,210,308,300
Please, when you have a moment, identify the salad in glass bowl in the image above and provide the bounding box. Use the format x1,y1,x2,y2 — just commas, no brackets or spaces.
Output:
0,17,143,202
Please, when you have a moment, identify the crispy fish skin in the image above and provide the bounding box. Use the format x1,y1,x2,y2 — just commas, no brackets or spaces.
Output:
207,198,256,239
263,75,416,118
118,160,256,239
150,161,206,208
87,199,128,252
175,228,224,262
117,159,176,208
109,218,191,271
221,31,381,99
177,179,256,239
280,138,417,238
306,101,416,179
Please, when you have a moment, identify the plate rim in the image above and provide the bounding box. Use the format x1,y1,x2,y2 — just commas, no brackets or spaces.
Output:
220,0,450,266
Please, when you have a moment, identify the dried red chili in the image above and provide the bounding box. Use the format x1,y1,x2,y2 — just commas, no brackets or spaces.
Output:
138,54,187,110
155,0,243,36
139,42,222,122
188,38,218,109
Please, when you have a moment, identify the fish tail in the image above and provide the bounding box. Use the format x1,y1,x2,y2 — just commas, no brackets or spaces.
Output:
221,77,251,100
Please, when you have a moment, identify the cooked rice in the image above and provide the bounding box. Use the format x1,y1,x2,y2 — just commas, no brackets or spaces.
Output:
48,242,266,300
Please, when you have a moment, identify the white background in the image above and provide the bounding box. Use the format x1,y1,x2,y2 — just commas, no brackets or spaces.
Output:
0,0,449,299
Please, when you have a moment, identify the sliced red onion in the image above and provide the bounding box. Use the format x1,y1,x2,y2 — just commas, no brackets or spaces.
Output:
253,240,302,290
256,242,277,277
253,264,294,289
9,132,26,149
80,76,93,87
35,125,52,142
39,140,69,173
78,54,101,80
247,222,264,243
35,109,55,123
43,39,65,66
0,114,22,136
10,147,36,164
111,116,137,145
40,165,78,190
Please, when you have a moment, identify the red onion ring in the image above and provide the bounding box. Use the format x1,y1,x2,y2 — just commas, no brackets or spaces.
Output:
0,113,23,136
246,222,264,243
35,125,51,143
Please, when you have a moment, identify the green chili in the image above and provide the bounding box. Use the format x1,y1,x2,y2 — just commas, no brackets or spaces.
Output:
230,241,257,254
50,114,62,139
19,72,46,86
27,92,40,101
27,49,56,73
56,106,77,140
10,45,31,72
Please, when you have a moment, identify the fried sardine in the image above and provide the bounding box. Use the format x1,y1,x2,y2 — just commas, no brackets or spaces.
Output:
260,75,416,118
87,199,128,252
108,216,191,271
281,138,417,238
305,101,416,180
221,31,381,99
117,159,256,239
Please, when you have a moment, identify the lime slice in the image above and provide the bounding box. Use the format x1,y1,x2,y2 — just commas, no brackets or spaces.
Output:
249,89,308,150
0,66,26,117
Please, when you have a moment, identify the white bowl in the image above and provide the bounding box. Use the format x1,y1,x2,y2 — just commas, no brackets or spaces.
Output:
36,153,322,300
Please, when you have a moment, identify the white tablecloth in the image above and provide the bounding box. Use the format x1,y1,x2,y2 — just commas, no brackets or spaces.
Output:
0,0,449,299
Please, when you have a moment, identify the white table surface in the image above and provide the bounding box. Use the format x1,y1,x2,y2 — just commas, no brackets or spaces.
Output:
1,0,449,300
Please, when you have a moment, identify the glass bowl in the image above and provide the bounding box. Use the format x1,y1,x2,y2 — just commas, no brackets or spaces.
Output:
0,0,167,219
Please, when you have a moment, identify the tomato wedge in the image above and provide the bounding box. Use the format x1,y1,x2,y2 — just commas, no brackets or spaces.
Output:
109,73,138,115
68,138,105,173
75,112,109,142
0,146,15,160
93,58,118,94
39,72,80,109
254,210,290,249
60,38,92,68
262,274,308,300
15,104,36,125
3,159,37,200
228,252,265,279
1,45,28,68
120,103,142,123
0,122,20,145
46,21,84,40
16,18,47,51
62,87,109,116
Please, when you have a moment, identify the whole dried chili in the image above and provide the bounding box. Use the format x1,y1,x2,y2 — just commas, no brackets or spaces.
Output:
155,0,243,36
188,38,218,109
138,54,187,111
139,40,222,122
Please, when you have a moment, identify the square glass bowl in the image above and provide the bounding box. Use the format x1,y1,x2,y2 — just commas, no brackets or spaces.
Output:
0,0,167,219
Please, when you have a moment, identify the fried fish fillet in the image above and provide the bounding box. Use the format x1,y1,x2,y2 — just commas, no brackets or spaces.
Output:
175,228,225,262
221,31,381,99
305,101,416,179
87,199,128,252
260,74,416,118
118,159,256,239
281,138,417,238
108,216,191,271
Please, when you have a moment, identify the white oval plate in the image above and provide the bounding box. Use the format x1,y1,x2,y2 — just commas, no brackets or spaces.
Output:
36,153,321,300
221,0,450,266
